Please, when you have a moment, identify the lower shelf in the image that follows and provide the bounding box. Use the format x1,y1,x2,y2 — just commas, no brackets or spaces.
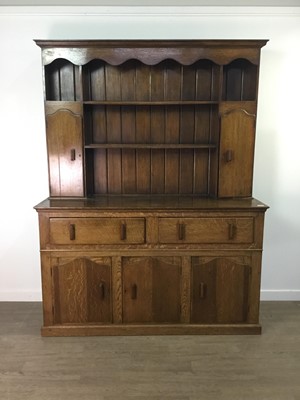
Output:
41,323,262,337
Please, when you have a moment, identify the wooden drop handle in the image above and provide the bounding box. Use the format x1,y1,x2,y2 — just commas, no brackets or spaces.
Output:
226,150,233,162
69,224,76,240
70,148,76,161
99,282,105,300
199,282,206,299
131,284,137,300
178,223,186,241
228,223,236,240
120,223,127,240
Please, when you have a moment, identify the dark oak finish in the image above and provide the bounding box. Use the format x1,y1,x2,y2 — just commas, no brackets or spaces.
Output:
46,106,84,197
52,257,112,324
49,217,145,245
122,257,181,323
218,104,256,197
191,257,251,324
35,40,268,336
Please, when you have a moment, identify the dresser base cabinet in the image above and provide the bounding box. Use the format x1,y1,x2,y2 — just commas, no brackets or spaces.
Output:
36,197,267,336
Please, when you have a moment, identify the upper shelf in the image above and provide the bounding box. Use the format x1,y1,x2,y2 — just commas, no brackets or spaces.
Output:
84,143,217,149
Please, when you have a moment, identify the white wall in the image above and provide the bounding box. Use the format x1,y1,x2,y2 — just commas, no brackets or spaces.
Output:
0,6,299,301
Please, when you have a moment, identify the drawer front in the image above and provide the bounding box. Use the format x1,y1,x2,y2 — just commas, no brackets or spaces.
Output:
158,217,254,244
50,218,145,245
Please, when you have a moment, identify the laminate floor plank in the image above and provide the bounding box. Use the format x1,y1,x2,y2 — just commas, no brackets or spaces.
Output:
0,302,299,400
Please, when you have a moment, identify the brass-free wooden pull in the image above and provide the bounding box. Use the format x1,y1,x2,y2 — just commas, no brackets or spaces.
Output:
228,223,236,240
131,284,137,300
199,282,206,299
225,150,233,162
178,223,186,241
120,223,127,240
99,282,105,300
69,224,76,240
70,148,76,161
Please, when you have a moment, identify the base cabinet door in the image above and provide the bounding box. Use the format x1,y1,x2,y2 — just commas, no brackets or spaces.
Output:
122,257,181,323
191,256,251,324
51,256,112,324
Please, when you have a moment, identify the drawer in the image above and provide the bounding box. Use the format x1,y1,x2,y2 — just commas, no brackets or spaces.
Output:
49,218,145,245
158,217,254,244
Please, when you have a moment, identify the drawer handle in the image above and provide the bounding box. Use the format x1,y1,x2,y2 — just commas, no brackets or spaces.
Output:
69,224,76,240
131,284,137,300
99,282,105,300
199,282,206,299
120,223,127,240
70,148,76,161
228,223,236,240
225,150,233,162
178,223,186,241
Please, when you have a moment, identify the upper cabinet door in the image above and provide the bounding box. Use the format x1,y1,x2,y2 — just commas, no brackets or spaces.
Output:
46,105,84,197
218,105,256,198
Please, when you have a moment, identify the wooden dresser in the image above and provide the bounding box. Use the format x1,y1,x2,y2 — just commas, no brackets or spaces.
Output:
34,40,268,336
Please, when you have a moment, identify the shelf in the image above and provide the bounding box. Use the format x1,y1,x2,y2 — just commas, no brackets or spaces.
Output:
84,143,217,149
83,101,219,106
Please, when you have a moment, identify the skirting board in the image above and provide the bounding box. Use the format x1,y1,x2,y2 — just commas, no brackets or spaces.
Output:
260,290,300,301
0,290,300,302
0,291,42,301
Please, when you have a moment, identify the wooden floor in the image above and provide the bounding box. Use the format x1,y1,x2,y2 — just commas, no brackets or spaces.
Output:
0,302,299,400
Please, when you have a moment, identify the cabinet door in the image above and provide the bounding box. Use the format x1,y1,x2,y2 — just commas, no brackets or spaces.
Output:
51,257,112,324
218,107,256,197
191,257,251,324
46,108,84,197
122,257,181,323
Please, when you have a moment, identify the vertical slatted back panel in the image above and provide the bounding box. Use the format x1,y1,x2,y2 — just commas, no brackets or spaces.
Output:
45,59,80,101
136,64,151,193
151,63,165,193
83,59,219,195
106,66,122,193
164,61,181,193
196,60,214,100
121,61,137,193
223,59,258,101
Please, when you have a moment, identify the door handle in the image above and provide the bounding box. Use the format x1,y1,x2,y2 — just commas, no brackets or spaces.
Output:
99,282,105,300
120,223,127,240
199,282,206,299
225,150,233,162
178,223,186,241
69,224,76,240
131,284,137,300
228,223,236,240
70,148,76,161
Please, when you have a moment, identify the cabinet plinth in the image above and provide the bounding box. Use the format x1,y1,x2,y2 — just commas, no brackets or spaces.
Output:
35,40,268,336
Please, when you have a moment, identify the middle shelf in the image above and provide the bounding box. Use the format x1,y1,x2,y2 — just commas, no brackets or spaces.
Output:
84,143,217,149
83,101,219,105
84,103,219,146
